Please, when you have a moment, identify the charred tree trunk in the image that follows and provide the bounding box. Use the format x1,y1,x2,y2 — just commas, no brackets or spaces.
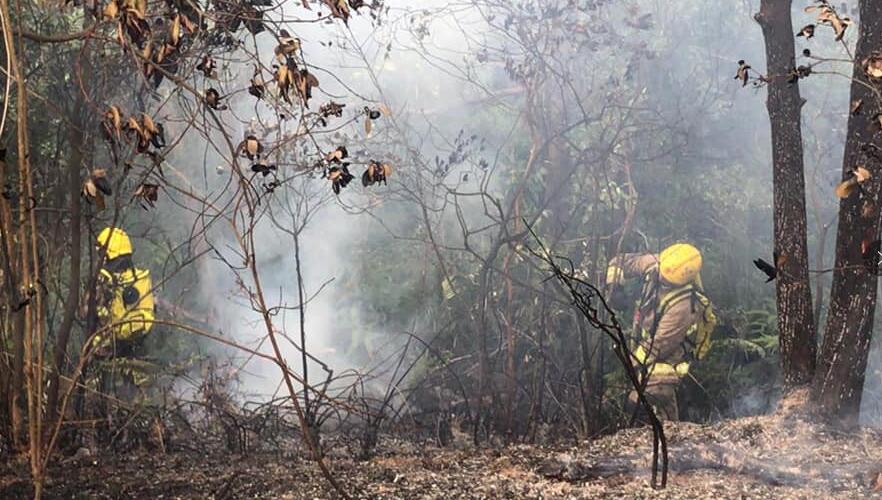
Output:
812,0,882,426
755,0,817,386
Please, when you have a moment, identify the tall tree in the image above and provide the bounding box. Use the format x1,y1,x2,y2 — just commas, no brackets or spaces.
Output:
813,0,882,425
755,0,816,385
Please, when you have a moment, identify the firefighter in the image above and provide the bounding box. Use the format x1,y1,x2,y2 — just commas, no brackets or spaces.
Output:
606,243,716,421
92,227,156,395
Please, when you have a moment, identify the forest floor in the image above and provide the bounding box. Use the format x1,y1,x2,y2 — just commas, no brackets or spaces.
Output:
3,390,882,499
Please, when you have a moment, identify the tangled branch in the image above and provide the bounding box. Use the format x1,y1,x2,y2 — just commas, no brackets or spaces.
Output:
525,223,669,489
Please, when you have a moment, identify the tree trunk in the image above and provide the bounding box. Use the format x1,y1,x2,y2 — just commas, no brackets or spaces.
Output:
45,117,84,422
812,0,882,426
755,0,817,386
0,149,23,448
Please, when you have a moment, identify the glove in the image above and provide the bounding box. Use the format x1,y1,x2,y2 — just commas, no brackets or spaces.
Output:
606,265,624,286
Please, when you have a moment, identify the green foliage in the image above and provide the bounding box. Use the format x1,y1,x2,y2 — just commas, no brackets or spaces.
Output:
680,298,781,420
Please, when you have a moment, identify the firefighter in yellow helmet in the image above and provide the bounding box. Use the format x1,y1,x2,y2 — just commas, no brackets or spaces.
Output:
606,243,716,421
92,227,155,391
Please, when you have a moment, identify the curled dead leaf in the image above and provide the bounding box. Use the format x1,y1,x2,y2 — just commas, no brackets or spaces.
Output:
102,105,123,142
327,164,354,194
103,0,119,19
863,52,882,80
796,24,815,38
325,146,348,163
133,183,159,209
196,56,216,78
170,14,181,46
734,60,751,87
319,101,345,119
362,160,391,187
810,4,852,41
83,169,112,211
275,29,301,60
855,166,871,183
836,166,872,199
323,0,350,24
241,135,263,160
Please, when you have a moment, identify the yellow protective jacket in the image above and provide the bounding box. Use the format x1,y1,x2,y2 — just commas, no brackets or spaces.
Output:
96,266,155,343
607,253,716,381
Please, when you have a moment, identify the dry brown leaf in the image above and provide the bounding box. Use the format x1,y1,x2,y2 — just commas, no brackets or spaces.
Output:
141,41,152,62
126,116,143,137
362,160,391,187
863,53,882,80
106,106,122,129
171,14,181,46
364,116,373,135
241,135,262,160
796,24,815,38
836,178,857,199
325,146,348,163
275,30,301,60
83,178,97,198
324,0,350,23
83,169,112,211
855,166,871,183
836,167,871,199
814,6,852,41
276,64,292,103
142,113,157,135
103,106,123,142
734,60,750,87
103,0,118,19
133,183,159,209
180,14,197,34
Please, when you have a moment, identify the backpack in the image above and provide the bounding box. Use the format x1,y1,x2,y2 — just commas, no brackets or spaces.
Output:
652,283,717,361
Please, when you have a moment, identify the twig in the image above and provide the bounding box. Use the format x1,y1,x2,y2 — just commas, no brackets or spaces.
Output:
525,221,669,489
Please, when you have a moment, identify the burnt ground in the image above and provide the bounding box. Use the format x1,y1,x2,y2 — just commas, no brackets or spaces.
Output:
4,393,882,499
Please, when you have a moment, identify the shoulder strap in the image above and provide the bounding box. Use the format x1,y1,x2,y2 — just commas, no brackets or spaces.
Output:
638,266,660,310
657,284,695,314
646,284,697,342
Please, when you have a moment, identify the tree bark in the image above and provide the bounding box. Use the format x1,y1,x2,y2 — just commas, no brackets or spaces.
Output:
45,116,83,422
0,147,23,448
755,0,817,386
812,0,882,426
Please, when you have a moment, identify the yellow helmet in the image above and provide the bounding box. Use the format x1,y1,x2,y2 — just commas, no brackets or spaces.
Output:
659,243,702,286
96,227,133,260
